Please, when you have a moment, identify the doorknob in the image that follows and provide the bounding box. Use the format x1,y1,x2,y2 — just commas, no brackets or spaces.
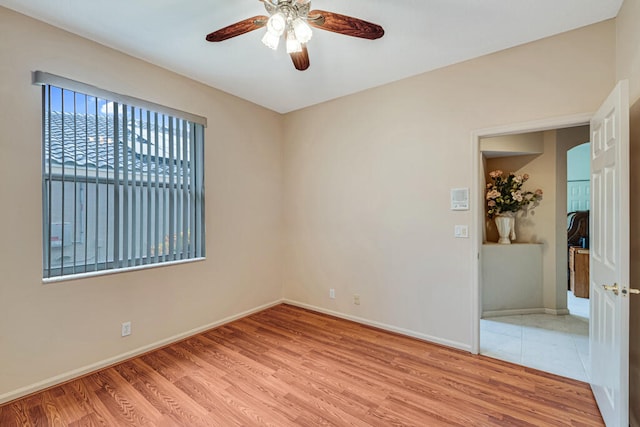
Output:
602,283,640,296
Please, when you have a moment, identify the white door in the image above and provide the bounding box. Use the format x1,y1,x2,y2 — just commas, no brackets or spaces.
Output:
567,180,590,212
590,80,630,427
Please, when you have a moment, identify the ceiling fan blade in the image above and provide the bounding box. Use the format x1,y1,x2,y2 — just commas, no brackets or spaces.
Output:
290,45,310,71
308,10,384,40
206,16,268,42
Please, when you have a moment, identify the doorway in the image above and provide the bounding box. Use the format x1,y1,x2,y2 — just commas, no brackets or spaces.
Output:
471,116,591,382
566,142,591,321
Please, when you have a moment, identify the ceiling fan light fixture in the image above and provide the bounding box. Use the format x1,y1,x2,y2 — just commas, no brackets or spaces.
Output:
286,31,303,54
261,31,280,50
292,18,312,44
267,12,286,36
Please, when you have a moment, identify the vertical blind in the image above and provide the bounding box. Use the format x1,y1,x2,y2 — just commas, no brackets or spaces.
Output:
35,72,206,279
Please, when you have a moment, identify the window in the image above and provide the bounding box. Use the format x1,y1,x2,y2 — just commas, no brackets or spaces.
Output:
35,72,206,280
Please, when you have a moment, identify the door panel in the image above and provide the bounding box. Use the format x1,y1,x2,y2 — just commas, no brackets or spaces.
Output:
590,80,629,427
567,180,590,211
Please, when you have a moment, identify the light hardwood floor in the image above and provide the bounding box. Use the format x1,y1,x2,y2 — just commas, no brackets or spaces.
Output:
0,304,604,426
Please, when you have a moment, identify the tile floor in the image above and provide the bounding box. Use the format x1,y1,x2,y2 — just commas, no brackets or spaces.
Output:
480,291,590,382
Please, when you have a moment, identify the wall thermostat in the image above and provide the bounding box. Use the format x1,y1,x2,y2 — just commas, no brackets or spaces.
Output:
450,188,469,210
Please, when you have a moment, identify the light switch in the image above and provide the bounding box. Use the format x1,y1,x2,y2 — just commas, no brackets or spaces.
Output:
454,225,469,238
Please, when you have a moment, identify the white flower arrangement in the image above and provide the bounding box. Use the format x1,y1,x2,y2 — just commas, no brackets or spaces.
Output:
486,170,543,219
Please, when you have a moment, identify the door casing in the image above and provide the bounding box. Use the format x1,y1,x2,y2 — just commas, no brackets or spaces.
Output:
470,113,592,354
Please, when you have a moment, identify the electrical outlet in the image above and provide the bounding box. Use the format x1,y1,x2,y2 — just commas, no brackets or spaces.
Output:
329,288,335,299
353,294,360,305
121,321,131,337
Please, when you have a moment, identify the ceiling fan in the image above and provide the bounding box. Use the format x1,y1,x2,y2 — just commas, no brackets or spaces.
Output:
205,0,384,71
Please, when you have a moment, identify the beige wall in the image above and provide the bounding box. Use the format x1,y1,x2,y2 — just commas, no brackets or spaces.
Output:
481,132,544,157
0,7,283,402
282,21,616,348
617,0,640,424
484,135,547,245
617,0,640,104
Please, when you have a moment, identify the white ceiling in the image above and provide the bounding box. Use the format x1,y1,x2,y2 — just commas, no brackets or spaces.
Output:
0,0,623,113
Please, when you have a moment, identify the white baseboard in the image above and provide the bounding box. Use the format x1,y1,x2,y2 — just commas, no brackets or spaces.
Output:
0,299,284,405
283,299,472,353
482,307,570,318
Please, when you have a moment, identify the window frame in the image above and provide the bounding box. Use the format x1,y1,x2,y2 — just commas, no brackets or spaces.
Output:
34,71,207,282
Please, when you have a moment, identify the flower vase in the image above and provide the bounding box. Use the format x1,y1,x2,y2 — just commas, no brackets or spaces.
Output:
495,215,516,244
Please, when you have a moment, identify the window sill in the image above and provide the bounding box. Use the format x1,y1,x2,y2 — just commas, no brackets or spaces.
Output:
42,257,206,284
